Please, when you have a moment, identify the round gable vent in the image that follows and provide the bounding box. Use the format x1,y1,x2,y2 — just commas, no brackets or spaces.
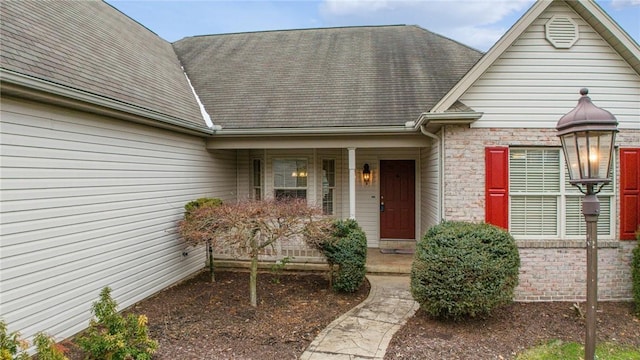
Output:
545,15,579,49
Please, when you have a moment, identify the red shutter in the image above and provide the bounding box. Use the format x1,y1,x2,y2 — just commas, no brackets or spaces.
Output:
620,148,640,240
485,147,509,229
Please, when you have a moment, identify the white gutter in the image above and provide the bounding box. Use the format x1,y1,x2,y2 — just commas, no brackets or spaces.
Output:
0,68,213,135
410,111,483,224
212,125,415,136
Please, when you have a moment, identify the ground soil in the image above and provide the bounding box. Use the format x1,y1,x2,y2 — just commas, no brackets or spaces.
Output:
386,302,640,360
64,270,639,360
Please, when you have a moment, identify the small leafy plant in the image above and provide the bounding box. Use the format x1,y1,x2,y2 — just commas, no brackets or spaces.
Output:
33,333,68,360
77,287,157,360
1,319,30,360
270,256,294,283
1,319,69,360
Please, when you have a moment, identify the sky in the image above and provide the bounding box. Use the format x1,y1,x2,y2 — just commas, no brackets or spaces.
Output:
106,0,640,52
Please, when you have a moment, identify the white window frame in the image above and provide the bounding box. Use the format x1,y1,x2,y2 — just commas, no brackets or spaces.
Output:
251,158,262,200
508,147,615,240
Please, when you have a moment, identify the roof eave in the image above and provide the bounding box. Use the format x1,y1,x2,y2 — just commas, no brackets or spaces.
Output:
567,0,640,75
414,111,483,133
209,125,418,137
0,68,213,136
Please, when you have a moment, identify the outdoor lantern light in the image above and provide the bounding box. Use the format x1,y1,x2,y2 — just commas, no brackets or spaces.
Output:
362,163,371,185
556,88,618,360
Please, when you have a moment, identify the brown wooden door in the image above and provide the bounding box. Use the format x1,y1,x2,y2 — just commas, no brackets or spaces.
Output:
380,160,415,239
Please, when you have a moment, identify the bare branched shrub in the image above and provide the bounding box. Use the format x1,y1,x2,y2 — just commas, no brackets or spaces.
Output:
180,198,330,307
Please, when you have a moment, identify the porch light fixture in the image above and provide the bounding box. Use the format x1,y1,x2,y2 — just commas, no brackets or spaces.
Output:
556,88,618,360
362,163,371,185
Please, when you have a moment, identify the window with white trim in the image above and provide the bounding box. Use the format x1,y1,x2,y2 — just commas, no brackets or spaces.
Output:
273,159,307,200
252,159,262,200
509,148,613,239
322,159,335,215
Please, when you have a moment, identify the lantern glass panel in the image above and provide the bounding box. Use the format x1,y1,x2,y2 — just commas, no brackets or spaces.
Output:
589,131,614,180
560,132,581,181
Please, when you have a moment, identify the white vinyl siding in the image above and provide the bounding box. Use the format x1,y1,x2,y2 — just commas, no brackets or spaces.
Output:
463,1,640,129
509,147,613,239
0,98,236,343
420,139,440,234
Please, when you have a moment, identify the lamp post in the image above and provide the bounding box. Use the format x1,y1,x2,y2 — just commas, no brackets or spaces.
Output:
556,88,618,360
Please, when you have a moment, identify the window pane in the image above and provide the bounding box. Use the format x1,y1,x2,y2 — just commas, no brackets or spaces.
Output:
566,195,611,236
252,159,262,200
274,159,307,188
511,196,558,236
323,188,334,215
274,159,308,201
510,149,560,193
275,189,307,200
322,159,335,215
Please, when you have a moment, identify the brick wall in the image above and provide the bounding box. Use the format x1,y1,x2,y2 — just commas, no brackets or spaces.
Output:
443,125,639,301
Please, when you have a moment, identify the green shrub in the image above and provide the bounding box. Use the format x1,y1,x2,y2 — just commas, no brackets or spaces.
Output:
270,256,294,284
1,319,30,360
33,333,68,360
77,287,157,360
1,320,69,360
632,227,640,317
411,221,520,320
184,197,223,217
316,219,368,293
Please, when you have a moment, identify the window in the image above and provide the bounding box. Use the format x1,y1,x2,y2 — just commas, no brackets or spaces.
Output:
322,159,335,215
273,159,307,200
509,148,613,239
252,159,262,200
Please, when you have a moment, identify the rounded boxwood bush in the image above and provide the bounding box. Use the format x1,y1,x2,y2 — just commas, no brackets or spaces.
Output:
320,219,368,293
411,221,520,320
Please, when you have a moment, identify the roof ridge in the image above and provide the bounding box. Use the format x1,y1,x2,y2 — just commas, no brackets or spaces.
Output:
175,24,410,41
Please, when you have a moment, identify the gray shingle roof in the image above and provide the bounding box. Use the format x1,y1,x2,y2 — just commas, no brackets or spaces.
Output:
173,25,483,130
0,1,206,128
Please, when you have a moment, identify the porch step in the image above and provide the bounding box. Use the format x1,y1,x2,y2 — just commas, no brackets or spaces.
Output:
366,248,412,275
379,248,415,254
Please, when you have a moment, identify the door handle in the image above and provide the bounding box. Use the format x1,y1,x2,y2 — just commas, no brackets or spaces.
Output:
380,201,385,212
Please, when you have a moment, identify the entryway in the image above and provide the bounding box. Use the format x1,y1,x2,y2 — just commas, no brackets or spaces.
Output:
379,160,416,249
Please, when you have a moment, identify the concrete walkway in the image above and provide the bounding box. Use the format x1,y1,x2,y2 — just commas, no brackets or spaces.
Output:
300,275,419,360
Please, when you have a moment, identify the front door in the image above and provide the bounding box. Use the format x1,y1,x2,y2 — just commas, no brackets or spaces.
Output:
380,160,415,239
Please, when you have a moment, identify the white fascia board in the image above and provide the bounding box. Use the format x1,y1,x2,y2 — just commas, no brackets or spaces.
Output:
0,69,213,135
210,125,416,136
571,0,640,73
413,111,483,132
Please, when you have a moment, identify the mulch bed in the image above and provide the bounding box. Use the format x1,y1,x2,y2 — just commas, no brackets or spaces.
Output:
385,301,640,359
62,270,639,359
64,270,369,360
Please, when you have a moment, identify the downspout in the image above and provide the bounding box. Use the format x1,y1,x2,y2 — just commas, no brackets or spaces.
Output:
413,117,445,223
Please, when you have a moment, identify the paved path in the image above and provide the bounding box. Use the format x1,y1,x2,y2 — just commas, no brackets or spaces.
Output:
300,275,419,360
